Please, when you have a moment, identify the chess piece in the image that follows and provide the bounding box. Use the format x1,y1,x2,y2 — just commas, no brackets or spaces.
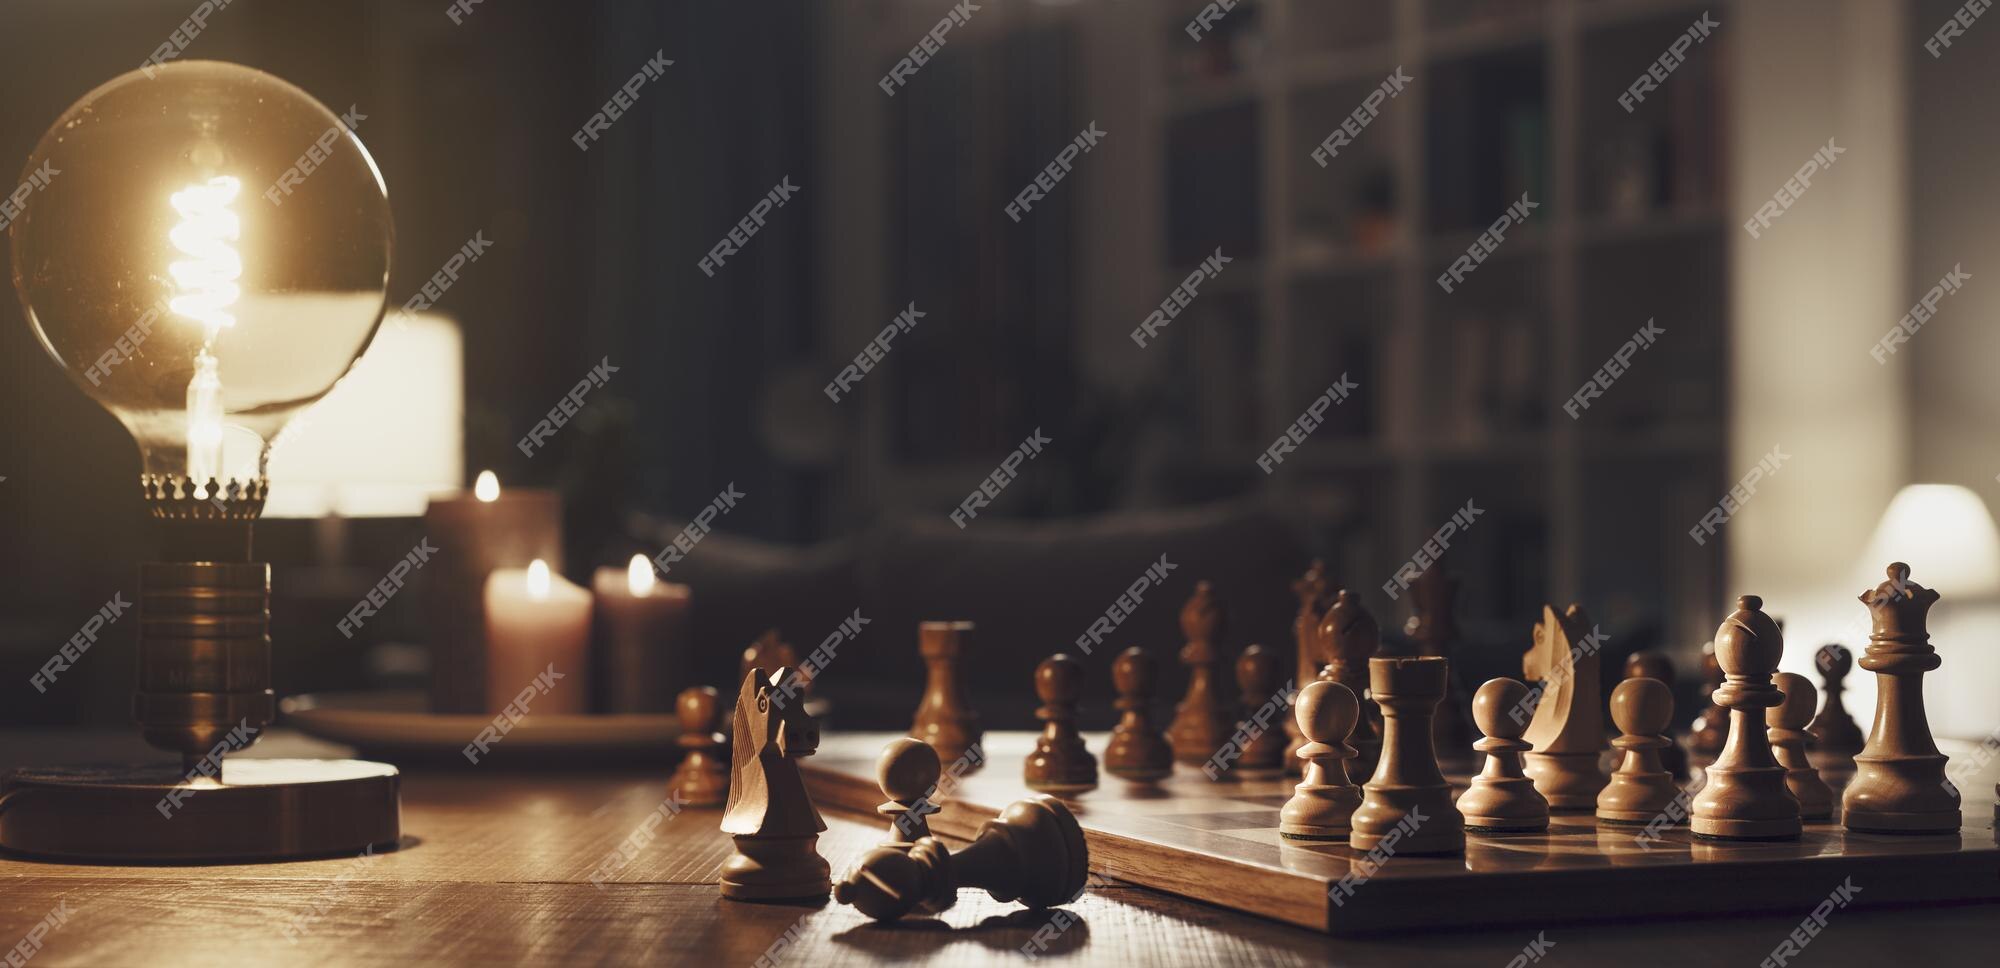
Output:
1025,654,1098,793
1597,677,1681,825
1168,582,1233,764
1844,563,1961,834
1769,672,1835,822
1406,565,1473,756
1319,590,1383,776
911,621,983,766
1520,604,1609,809
1687,640,1728,755
1806,644,1866,756
1231,644,1289,779
1690,595,1801,841
719,668,832,899
874,737,943,848
740,629,804,699
1458,678,1549,833
834,794,1088,922
1350,657,1465,854
667,686,729,807
1622,652,1689,779
1105,647,1173,782
1280,680,1363,840
1284,561,1332,774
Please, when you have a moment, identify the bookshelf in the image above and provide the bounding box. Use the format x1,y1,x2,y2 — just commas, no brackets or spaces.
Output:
1158,0,1732,653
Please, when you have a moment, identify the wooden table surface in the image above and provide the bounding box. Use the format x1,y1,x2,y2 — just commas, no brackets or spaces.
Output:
0,730,1993,967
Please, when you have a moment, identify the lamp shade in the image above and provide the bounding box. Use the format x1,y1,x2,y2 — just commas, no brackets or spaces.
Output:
1857,484,2000,597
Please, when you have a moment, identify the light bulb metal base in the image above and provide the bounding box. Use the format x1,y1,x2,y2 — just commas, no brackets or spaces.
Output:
135,560,274,760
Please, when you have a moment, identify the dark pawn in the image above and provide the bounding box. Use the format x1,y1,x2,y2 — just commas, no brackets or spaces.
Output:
1026,654,1098,794
667,686,729,807
1807,644,1866,756
1105,647,1173,783
1231,644,1288,779
875,737,942,848
1168,582,1233,764
1622,652,1690,780
1687,640,1728,756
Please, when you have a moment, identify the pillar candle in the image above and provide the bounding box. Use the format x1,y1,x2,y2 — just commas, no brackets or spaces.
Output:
423,470,563,713
485,559,591,715
592,555,693,713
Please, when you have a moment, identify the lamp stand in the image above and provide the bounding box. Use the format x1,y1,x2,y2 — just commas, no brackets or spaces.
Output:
0,476,402,862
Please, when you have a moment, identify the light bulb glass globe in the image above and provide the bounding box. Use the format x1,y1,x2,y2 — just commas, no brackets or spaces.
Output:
9,61,392,487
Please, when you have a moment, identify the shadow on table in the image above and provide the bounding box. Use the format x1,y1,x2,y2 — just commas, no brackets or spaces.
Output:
831,907,1090,959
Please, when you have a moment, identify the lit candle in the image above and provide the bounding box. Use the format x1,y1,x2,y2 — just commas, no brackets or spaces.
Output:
592,554,693,713
485,559,591,715
423,471,563,713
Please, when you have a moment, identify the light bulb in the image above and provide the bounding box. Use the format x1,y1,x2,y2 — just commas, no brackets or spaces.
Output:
10,61,393,492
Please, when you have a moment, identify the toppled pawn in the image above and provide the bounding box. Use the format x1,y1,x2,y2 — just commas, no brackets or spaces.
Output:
1279,680,1362,840
1457,678,1549,833
1770,672,1835,822
835,794,1089,922
1597,677,1682,825
1025,654,1098,794
876,737,943,848
1231,644,1288,779
1105,647,1173,783
667,686,729,807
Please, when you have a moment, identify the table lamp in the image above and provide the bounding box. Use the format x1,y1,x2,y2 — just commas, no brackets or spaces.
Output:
1,62,401,861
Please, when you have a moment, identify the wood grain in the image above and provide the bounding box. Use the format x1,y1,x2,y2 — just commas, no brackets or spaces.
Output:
0,729,1994,966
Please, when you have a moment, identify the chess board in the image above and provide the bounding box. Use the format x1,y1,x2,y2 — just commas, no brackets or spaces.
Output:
801,731,2000,935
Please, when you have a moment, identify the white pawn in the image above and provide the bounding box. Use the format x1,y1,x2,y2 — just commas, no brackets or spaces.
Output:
1279,680,1362,840
1457,678,1549,833
1598,677,1681,824
1770,672,1835,822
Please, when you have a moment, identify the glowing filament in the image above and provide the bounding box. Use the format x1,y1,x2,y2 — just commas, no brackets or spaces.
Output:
186,349,224,482
168,176,243,339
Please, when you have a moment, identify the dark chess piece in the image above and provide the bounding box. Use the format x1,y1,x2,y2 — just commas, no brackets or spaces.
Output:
1769,672,1835,822
1406,565,1473,756
1169,582,1233,764
1280,680,1362,840
1806,643,1866,756
719,668,831,900
1319,590,1383,777
1105,647,1173,783
1458,678,1549,833
1521,604,1609,810
1351,657,1465,854
1844,563,1961,834
1597,677,1681,825
874,737,942,848
1284,561,1332,774
741,629,806,700
911,621,983,766
1231,644,1288,779
1622,652,1689,779
1687,640,1728,755
1025,654,1097,794
1690,596,1801,841
667,686,729,807
835,794,1089,922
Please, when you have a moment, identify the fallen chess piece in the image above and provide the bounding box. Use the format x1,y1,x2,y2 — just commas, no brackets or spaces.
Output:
834,794,1089,922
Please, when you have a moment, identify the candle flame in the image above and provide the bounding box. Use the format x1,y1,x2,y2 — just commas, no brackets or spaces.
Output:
475,470,500,502
627,553,656,596
527,558,551,600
